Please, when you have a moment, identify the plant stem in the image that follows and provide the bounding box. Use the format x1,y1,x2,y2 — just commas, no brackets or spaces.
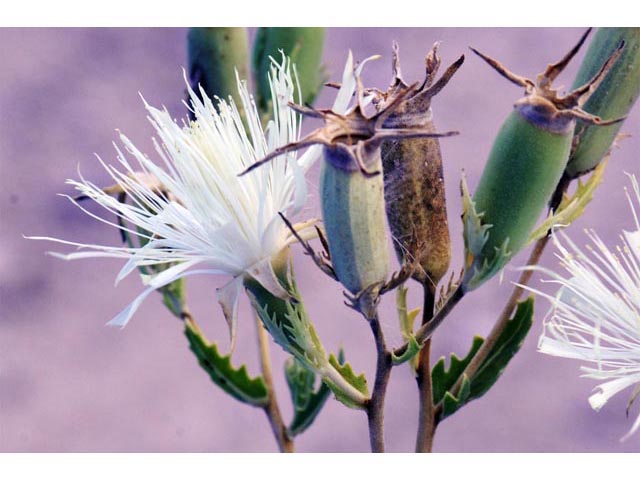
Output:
434,235,550,416
415,282,437,453
255,316,295,453
366,312,392,453
393,285,465,359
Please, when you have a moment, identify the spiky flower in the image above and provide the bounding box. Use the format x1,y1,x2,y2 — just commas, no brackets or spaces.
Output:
529,175,640,441
31,56,319,338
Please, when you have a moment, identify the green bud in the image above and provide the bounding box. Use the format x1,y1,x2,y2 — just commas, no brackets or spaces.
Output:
381,43,464,286
187,28,249,107
464,30,623,290
566,28,640,179
253,28,325,115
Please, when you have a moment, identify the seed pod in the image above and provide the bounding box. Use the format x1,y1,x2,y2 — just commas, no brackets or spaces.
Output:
319,146,389,300
566,28,640,179
463,30,624,291
241,56,457,318
253,28,325,114
380,43,464,287
187,28,250,107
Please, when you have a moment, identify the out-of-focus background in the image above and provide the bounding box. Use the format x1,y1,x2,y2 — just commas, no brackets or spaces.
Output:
1,28,638,452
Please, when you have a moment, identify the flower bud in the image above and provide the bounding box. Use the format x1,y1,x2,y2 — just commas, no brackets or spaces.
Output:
253,28,325,114
187,28,250,107
566,28,640,179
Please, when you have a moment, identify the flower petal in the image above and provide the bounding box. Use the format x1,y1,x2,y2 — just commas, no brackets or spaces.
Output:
589,375,640,411
216,277,243,351
246,257,291,301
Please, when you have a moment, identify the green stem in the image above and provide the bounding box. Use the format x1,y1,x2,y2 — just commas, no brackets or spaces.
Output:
415,282,437,453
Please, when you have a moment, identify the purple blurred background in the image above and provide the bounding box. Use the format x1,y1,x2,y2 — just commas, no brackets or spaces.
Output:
1,28,639,452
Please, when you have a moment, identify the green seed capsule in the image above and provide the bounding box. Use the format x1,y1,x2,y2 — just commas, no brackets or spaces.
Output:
252,28,325,114
472,111,572,261
187,28,250,107
381,43,464,286
320,147,390,298
464,30,624,290
566,28,640,179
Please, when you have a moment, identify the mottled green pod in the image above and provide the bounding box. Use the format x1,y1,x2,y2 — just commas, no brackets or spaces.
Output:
253,28,325,113
187,28,249,106
381,44,463,286
464,30,623,290
320,148,390,298
566,28,640,179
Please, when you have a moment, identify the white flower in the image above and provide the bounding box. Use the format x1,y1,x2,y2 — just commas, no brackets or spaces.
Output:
528,174,640,442
31,52,368,343
31,55,324,337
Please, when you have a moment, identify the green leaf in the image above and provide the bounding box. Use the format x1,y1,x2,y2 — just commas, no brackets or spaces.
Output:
391,335,421,366
470,296,534,399
184,320,268,407
432,297,534,421
528,157,608,245
245,264,327,372
285,357,331,437
460,174,512,292
431,336,483,412
326,353,369,410
396,285,420,339
246,258,368,410
442,374,471,418
160,278,186,319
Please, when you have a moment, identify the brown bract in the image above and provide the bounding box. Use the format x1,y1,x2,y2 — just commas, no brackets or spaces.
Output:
471,28,626,134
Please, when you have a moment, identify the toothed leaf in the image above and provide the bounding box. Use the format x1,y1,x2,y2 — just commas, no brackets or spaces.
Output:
432,336,483,409
460,175,511,291
285,357,331,436
327,353,369,409
528,157,608,244
442,374,471,418
432,297,534,421
469,296,534,399
185,320,268,407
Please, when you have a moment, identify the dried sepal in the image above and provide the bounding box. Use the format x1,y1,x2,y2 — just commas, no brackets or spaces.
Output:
470,28,626,133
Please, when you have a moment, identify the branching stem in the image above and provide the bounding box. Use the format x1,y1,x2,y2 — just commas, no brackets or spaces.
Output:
366,312,392,453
